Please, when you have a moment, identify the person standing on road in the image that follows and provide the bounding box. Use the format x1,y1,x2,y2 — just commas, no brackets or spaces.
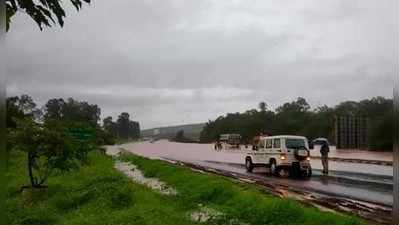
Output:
320,141,330,174
214,140,220,151
214,140,222,151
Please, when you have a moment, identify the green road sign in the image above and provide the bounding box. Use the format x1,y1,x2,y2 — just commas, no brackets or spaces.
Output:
68,127,95,141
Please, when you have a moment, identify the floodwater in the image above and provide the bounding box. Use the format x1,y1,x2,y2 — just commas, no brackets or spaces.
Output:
119,140,393,177
111,140,393,206
193,160,393,206
310,145,393,161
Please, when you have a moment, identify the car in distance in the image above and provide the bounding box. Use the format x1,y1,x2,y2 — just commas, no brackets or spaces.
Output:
245,135,311,178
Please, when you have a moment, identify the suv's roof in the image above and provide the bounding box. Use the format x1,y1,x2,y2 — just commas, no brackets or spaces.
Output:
260,135,307,140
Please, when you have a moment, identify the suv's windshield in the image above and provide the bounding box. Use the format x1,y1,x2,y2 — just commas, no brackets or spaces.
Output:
285,138,307,149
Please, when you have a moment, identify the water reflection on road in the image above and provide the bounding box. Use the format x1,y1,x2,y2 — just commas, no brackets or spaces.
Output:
114,140,393,206
120,140,393,176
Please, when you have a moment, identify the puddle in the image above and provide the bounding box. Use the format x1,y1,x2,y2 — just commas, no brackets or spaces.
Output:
114,161,177,195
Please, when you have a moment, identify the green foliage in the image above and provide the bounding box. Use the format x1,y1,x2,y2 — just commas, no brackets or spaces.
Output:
44,98,100,128
5,0,91,31
115,112,141,140
102,116,117,144
95,126,116,145
6,151,196,225
6,95,38,128
65,122,98,162
43,97,120,145
7,94,141,147
9,119,85,187
200,96,393,151
99,113,141,144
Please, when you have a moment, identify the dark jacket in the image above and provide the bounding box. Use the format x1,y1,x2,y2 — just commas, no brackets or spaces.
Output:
320,143,329,156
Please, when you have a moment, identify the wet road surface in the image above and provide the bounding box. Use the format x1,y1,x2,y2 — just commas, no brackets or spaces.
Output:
109,140,393,207
187,160,393,206
310,145,393,161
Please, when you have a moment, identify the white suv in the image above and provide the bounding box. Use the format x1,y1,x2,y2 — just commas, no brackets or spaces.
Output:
245,135,312,178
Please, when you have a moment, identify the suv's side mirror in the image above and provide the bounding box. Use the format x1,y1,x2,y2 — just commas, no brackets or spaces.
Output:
252,145,258,151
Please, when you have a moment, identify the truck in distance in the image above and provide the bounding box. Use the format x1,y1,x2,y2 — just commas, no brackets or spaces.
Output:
219,133,241,149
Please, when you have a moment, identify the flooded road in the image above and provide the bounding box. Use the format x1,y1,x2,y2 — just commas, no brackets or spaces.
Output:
118,140,393,176
188,160,393,206
310,145,393,161
111,140,393,207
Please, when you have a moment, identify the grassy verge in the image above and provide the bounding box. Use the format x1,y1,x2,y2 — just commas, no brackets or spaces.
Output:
6,151,196,225
6,150,364,225
119,153,364,225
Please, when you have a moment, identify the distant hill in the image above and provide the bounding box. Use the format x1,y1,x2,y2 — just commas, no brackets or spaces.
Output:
141,123,206,141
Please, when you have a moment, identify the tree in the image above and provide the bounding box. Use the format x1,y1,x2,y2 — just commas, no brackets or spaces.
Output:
6,95,37,128
258,102,267,112
115,112,141,140
103,116,116,135
275,97,311,135
44,98,66,121
117,112,130,139
334,101,359,116
129,121,140,139
101,116,117,145
200,96,392,151
276,97,310,114
6,0,91,31
44,98,100,127
10,119,79,188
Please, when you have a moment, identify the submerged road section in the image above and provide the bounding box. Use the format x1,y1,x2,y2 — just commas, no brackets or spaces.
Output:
107,140,393,224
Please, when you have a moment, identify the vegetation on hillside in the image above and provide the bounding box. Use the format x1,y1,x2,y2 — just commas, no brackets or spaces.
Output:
7,95,141,146
103,113,141,144
200,97,392,151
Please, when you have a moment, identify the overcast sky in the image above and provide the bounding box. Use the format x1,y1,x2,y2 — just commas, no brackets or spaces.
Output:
6,0,399,129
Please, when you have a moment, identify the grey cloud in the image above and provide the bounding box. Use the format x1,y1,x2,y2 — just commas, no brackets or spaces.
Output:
6,0,398,128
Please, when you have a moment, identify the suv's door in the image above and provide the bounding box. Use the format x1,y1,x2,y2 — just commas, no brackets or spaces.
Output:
264,138,273,162
273,138,281,153
272,138,284,164
253,139,266,163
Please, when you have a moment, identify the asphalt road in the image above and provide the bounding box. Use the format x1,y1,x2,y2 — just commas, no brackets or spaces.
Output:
107,140,393,207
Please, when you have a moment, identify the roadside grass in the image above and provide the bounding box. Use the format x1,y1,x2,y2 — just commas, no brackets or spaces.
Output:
6,151,197,225
119,153,365,225
6,149,364,225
